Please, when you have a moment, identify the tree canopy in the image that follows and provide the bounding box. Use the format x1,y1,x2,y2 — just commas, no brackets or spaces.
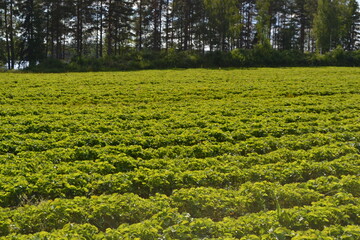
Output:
0,0,359,69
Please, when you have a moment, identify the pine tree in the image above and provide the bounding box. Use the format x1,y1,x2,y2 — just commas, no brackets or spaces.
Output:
314,0,339,52
255,0,273,47
340,0,360,50
106,0,133,55
203,0,241,51
2,0,16,68
238,0,256,49
18,0,46,67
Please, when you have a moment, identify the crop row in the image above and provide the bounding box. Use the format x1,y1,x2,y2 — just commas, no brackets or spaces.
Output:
0,177,359,235
1,130,359,166
3,224,360,240
0,124,360,154
0,192,359,239
0,139,358,177
1,108,359,135
0,152,358,208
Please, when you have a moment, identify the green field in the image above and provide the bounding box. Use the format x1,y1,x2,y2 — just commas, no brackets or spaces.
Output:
0,68,360,239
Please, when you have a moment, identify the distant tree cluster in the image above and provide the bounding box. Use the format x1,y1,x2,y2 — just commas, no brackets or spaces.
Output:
0,0,359,69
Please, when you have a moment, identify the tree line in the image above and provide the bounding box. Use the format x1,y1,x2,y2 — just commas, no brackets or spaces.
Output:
0,0,359,70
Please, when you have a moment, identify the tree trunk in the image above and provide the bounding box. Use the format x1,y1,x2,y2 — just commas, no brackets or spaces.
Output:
165,0,170,51
246,4,252,49
76,0,83,57
45,4,50,58
299,1,306,53
107,0,113,55
4,0,11,69
29,0,36,68
99,0,103,57
10,0,15,69
138,0,143,50
184,0,190,51
153,0,161,51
